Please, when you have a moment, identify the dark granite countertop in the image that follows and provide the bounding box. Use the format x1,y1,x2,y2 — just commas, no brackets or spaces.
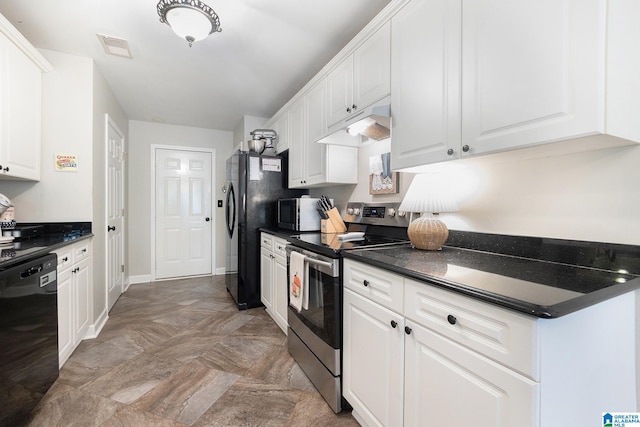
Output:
0,222,93,270
263,227,640,318
343,238,640,319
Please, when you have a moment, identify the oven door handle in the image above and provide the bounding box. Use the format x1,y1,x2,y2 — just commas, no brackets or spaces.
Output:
303,256,334,270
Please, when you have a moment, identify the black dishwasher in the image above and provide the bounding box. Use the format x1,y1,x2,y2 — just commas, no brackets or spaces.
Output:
0,253,58,425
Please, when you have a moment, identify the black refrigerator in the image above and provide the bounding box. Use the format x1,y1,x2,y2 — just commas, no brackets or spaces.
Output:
225,150,306,310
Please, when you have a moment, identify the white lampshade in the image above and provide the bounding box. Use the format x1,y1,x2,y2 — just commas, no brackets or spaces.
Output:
400,174,459,251
399,174,459,214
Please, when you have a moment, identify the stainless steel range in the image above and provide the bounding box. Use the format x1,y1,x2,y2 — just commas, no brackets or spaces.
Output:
286,202,410,413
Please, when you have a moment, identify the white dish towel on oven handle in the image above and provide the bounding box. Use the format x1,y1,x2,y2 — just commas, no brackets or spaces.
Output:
289,251,308,312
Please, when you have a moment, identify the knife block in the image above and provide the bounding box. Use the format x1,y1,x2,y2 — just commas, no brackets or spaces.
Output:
321,208,347,233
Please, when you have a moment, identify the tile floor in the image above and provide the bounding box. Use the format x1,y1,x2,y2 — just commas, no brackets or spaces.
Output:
25,276,359,426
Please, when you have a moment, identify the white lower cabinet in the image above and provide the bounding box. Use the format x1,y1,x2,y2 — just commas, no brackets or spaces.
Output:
344,258,637,427
404,320,538,427
55,239,92,367
343,288,404,427
344,259,538,427
260,233,289,334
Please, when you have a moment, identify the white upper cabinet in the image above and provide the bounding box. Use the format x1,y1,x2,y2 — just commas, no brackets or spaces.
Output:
327,22,391,129
0,14,52,181
288,80,358,189
390,0,462,169
391,0,640,170
461,0,604,157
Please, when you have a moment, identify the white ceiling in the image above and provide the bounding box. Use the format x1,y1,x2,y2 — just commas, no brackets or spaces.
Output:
0,0,391,131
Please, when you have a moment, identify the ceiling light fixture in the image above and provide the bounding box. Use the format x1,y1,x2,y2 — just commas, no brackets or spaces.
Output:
157,0,222,47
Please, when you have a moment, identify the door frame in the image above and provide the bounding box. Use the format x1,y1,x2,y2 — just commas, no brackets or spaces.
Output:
150,144,216,281
104,114,126,308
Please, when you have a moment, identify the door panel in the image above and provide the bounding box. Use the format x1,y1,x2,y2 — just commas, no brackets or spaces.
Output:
107,117,125,311
155,149,213,279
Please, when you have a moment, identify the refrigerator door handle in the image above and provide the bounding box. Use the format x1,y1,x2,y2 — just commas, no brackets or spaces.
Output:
226,182,236,238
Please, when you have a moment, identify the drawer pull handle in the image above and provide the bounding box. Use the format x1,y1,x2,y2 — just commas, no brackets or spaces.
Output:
363,280,369,287
390,320,397,328
404,326,412,335
447,314,457,325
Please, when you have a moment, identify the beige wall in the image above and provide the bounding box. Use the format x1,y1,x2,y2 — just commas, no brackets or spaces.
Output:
127,121,234,280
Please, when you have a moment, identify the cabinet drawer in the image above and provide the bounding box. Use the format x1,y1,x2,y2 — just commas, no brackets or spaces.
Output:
344,259,404,314
260,233,274,250
273,237,288,258
55,247,74,271
404,279,539,380
73,242,90,262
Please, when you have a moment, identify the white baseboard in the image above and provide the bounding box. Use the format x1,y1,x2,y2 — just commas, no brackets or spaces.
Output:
129,274,151,284
215,267,226,275
86,308,108,339
123,277,132,292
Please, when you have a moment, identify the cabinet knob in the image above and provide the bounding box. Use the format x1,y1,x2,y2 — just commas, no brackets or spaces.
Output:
447,314,457,325
363,280,369,287
404,326,412,335
346,107,351,113
462,145,470,153
352,104,357,110
390,320,397,328
107,225,116,231
62,257,68,262
447,148,454,156
3,166,8,172
205,217,210,222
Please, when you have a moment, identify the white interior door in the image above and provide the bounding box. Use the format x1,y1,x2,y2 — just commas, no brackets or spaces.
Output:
155,148,213,279
106,116,125,311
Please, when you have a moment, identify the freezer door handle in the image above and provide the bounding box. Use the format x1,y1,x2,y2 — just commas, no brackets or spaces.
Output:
225,182,236,238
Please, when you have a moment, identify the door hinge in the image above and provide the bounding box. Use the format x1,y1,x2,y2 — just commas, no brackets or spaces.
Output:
121,265,125,273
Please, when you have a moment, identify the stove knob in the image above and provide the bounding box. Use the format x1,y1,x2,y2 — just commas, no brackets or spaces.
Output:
397,210,407,218
387,208,396,218
347,208,354,215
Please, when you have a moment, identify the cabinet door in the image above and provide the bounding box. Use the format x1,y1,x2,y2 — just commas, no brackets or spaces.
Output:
404,320,539,427
343,289,404,427
273,114,289,154
57,267,74,367
74,258,91,341
354,21,391,110
326,57,354,127
287,98,306,188
260,247,274,313
390,0,462,170
304,81,327,186
461,0,603,157
0,35,42,180
273,254,288,334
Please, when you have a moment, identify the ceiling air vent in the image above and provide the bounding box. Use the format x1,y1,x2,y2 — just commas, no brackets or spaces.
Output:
97,34,132,58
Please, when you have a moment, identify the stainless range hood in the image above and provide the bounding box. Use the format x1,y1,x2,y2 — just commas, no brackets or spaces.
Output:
317,96,391,146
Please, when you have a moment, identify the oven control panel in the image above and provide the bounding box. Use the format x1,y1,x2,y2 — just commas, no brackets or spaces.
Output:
345,202,410,227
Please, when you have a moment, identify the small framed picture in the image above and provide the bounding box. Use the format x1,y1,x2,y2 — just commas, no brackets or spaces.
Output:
369,152,398,195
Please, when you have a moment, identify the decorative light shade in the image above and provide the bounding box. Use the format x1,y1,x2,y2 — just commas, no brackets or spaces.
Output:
399,174,459,251
157,0,222,47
